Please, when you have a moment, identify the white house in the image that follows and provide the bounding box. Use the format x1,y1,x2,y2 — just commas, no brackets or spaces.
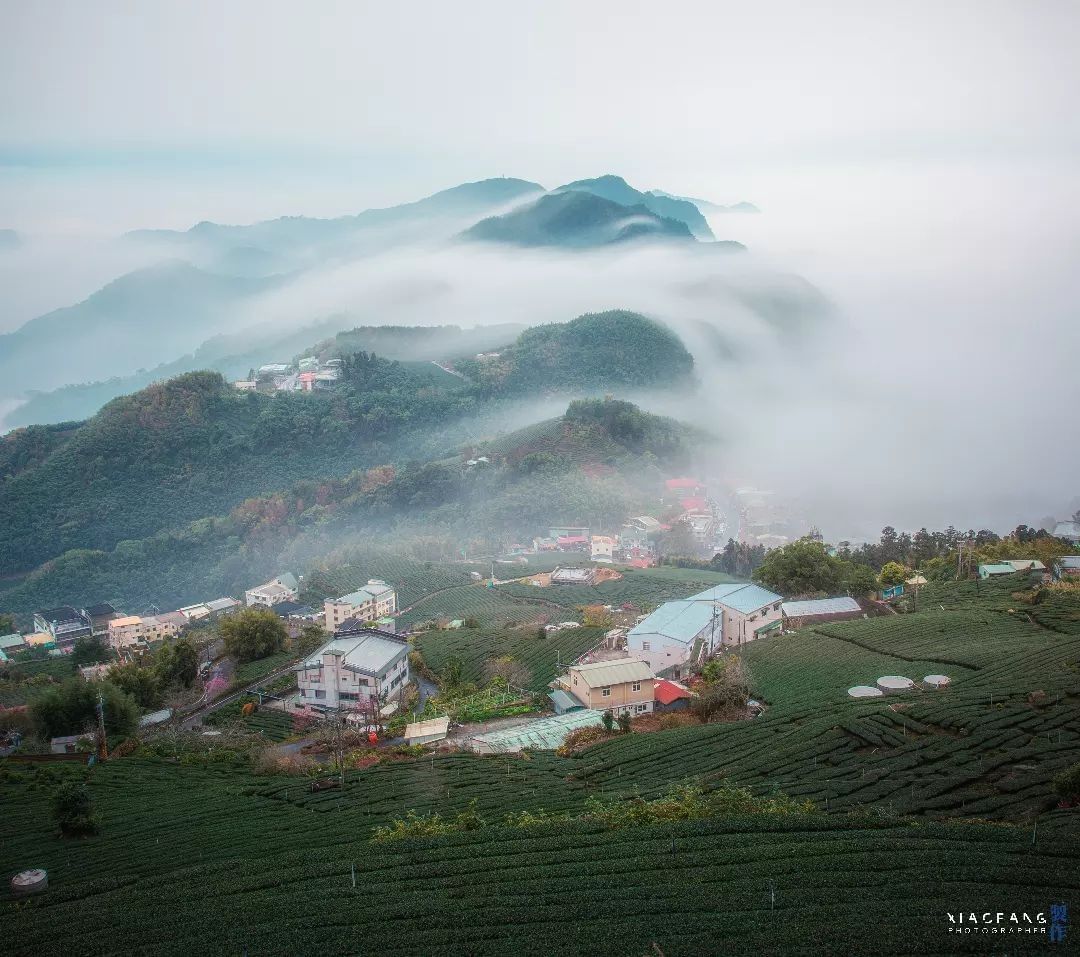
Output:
295,629,409,710
590,535,617,563
245,573,299,608
626,600,721,678
324,580,398,631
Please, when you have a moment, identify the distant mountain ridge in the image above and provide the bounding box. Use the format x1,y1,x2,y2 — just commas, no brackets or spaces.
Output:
554,175,715,239
461,191,696,248
127,177,546,270
0,261,281,398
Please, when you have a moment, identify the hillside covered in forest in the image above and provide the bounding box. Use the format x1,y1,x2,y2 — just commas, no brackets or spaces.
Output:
0,397,700,616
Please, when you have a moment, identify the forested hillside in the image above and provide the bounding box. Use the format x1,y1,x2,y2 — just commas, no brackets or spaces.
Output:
0,311,697,580
0,395,698,615
454,310,693,393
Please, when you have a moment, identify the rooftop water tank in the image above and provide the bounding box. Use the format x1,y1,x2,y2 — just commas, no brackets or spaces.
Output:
876,676,914,692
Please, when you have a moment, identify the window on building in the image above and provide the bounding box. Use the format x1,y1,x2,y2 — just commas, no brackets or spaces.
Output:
642,641,651,651
314,690,326,699
602,687,611,697
632,681,641,692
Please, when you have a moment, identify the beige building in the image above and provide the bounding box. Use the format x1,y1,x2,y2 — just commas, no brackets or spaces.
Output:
558,658,655,716
324,580,397,631
686,583,783,647
107,615,179,649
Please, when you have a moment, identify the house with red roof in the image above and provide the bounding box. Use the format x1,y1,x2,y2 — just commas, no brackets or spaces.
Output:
654,678,693,712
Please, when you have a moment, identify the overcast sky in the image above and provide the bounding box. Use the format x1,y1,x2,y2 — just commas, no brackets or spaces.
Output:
1,1,1078,537
2,0,1079,228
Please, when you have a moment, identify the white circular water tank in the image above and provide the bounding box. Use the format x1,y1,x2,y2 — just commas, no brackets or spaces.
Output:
11,869,48,896
876,676,914,692
923,674,951,688
848,685,884,699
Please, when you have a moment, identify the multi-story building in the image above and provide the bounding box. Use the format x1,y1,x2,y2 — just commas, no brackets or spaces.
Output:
323,580,397,631
626,600,722,678
83,603,121,637
686,583,784,647
245,573,299,608
106,615,180,650
32,607,92,649
294,628,410,711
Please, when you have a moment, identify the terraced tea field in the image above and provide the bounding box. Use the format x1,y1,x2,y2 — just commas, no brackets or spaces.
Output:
1,758,1077,956
302,555,485,608
416,626,606,691
497,565,740,611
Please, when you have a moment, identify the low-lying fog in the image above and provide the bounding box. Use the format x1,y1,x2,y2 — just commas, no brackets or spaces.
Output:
1,158,1077,540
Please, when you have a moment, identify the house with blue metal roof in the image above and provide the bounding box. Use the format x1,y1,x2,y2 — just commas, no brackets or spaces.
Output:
687,582,784,648
627,600,721,678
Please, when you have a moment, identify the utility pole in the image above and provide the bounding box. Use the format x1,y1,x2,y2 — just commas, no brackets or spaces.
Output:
95,691,108,760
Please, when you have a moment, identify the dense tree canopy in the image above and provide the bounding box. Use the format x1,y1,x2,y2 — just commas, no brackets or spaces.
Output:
30,679,139,739
752,540,877,598
220,609,288,663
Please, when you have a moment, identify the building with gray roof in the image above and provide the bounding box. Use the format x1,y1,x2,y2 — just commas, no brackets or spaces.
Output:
295,629,409,711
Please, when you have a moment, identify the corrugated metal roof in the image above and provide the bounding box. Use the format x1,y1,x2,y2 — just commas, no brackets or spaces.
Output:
0,633,25,650
549,689,584,713
570,658,653,688
688,582,783,613
979,563,1016,575
300,632,407,675
782,597,861,617
627,600,716,646
469,710,603,753
1004,559,1045,571
1060,556,1080,569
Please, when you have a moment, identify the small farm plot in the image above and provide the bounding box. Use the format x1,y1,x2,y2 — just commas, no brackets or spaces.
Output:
498,566,742,611
302,555,482,608
416,626,606,691
397,585,545,630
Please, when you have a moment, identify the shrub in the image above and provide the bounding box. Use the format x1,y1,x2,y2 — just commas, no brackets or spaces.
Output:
1052,764,1080,804
51,781,99,837
555,725,611,755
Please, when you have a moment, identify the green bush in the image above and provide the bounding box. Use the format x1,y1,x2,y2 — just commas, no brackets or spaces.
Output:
51,781,99,837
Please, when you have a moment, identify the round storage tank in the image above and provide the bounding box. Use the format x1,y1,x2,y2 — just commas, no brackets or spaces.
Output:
848,685,884,699
924,674,951,688
11,869,48,896
876,676,914,693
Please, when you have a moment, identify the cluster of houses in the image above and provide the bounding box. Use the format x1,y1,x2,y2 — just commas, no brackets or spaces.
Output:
542,585,868,721
980,557,1080,578
233,356,342,394
0,571,401,665
0,596,245,662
